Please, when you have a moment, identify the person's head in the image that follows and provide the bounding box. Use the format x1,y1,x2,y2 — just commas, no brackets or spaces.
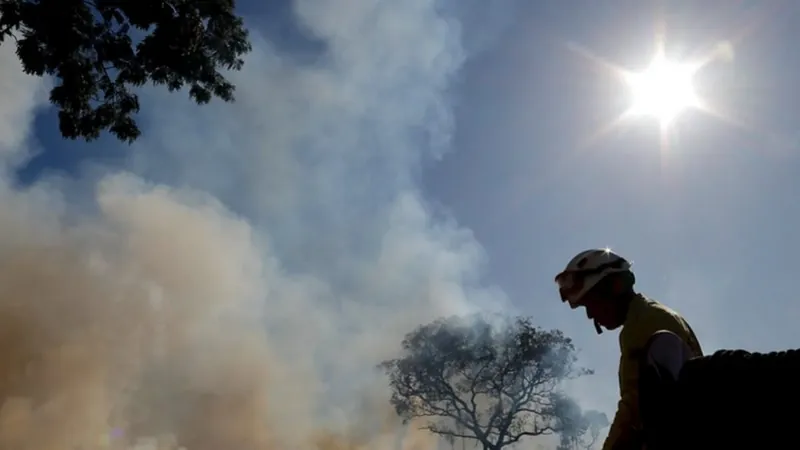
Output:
554,248,636,334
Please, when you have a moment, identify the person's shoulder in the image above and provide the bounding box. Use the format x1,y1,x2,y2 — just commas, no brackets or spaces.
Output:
621,294,689,346
639,295,686,320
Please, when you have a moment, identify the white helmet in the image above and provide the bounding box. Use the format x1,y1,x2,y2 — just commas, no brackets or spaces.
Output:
554,248,633,309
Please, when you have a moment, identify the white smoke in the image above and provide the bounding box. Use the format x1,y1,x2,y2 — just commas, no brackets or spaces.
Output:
0,1,520,449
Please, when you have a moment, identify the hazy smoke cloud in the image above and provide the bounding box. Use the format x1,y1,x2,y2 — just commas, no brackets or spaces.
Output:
0,1,517,449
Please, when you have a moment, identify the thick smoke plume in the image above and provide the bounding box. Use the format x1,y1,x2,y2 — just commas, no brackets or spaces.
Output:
0,1,519,449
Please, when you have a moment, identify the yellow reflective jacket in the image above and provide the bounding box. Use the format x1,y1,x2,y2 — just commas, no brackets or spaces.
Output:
601,294,703,450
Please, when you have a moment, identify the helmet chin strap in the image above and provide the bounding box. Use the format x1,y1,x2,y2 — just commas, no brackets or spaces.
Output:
594,320,603,334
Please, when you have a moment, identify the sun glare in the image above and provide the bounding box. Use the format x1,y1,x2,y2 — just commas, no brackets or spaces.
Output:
624,53,700,127
565,30,744,153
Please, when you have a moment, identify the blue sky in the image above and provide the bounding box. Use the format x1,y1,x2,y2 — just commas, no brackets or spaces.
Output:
1,0,798,447
424,0,800,409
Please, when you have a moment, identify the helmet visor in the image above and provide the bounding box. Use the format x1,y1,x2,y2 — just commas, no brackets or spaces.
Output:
555,271,586,307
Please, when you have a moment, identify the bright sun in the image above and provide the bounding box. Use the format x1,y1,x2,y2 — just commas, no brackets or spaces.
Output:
624,52,700,127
